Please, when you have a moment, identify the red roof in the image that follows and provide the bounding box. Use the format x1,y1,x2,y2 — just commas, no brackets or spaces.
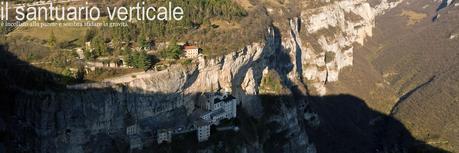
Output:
183,46,199,50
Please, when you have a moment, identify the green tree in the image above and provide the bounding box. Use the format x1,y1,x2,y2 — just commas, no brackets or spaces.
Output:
125,50,151,70
48,31,57,48
136,51,151,70
91,35,108,57
160,41,182,59
126,52,135,68
51,52,68,68
75,65,86,82
325,51,336,63
61,68,73,84
137,33,147,50
83,28,96,42
84,48,100,61
0,21,7,40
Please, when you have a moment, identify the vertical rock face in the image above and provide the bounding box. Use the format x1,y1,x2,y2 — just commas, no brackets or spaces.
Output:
3,0,404,153
11,89,188,153
282,0,402,95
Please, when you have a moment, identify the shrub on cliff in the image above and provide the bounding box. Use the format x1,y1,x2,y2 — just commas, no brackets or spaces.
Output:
325,51,336,63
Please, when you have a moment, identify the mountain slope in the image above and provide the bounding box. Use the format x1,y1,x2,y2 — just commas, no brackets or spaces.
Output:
330,0,459,151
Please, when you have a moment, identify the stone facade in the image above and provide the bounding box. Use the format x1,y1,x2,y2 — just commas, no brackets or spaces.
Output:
129,136,143,150
197,124,211,142
155,92,238,143
157,129,173,144
196,92,238,142
126,124,143,150
183,46,201,58
203,93,237,125
126,124,140,136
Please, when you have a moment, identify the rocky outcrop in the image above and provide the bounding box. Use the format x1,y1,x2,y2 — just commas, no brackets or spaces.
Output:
282,0,402,95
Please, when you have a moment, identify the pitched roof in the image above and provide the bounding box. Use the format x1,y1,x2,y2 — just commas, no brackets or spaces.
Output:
183,46,199,50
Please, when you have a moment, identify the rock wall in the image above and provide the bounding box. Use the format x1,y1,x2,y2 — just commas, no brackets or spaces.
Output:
286,0,402,95
11,89,187,153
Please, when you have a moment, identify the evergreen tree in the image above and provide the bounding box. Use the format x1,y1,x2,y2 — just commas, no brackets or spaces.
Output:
48,31,57,48
136,51,151,70
160,40,182,59
126,52,135,68
91,35,108,57
137,33,147,50
83,28,96,42
75,65,86,82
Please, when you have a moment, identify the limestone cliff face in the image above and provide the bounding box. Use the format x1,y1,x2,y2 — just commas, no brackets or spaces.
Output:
109,0,404,113
124,0,403,111
4,0,403,153
283,0,402,95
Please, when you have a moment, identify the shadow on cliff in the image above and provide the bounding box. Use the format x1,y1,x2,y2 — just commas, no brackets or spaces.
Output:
148,94,450,153
0,44,82,152
0,44,72,126
436,0,455,12
302,95,449,153
0,45,451,153
0,46,72,88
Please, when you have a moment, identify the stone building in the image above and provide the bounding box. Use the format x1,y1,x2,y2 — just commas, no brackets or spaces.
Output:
196,121,211,142
183,46,201,58
155,92,238,143
157,129,173,144
196,92,238,142
129,136,143,150
203,93,237,123
126,124,143,150
127,124,140,136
